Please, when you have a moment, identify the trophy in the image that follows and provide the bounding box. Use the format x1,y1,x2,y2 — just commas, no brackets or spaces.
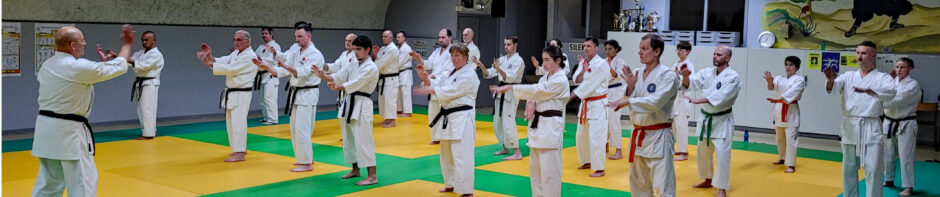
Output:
613,13,621,31
649,11,660,32
620,10,631,32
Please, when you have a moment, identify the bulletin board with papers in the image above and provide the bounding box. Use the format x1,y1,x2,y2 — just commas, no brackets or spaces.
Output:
35,23,73,74
3,23,22,76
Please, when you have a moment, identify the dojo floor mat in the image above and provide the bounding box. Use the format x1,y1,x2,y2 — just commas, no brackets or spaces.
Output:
4,107,939,197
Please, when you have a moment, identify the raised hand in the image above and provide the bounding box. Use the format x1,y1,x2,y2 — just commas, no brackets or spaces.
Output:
416,65,430,84
604,99,630,108
196,43,215,66
577,55,584,64
680,65,691,77
823,67,838,80
492,57,501,70
371,46,380,58
763,71,773,83
120,24,135,45
890,69,897,78
530,56,540,69
264,44,277,56
472,56,484,69
97,44,109,61
624,69,638,88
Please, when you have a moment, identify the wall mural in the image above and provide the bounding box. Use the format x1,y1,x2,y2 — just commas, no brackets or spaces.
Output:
763,0,940,53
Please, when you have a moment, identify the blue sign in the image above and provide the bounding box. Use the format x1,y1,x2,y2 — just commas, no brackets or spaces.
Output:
821,52,840,73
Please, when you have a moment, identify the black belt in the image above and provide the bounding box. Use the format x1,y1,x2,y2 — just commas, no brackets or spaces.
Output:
219,87,253,108
130,77,155,102
608,83,623,88
430,105,474,129
341,91,372,123
882,115,917,139
699,108,733,146
378,73,400,95
253,70,269,91
39,110,95,155
531,110,563,128
284,85,319,115
492,81,518,116
399,67,412,72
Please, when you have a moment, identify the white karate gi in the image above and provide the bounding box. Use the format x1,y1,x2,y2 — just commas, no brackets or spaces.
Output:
376,43,400,120
671,59,695,153
830,70,896,197
882,76,920,188
130,47,164,137
483,53,524,149
397,42,414,114
422,46,454,141
513,70,569,197
572,55,611,171
254,40,283,123
432,65,480,195
332,58,379,167
32,52,130,197
273,42,324,164
770,74,806,167
213,49,259,153
326,50,356,74
624,64,679,197
689,66,741,190
606,56,627,149
467,42,481,69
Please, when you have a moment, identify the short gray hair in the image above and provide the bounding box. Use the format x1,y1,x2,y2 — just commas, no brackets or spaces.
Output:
235,30,251,42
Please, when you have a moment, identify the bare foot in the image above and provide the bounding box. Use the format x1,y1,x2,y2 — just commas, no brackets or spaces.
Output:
502,153,522,160
383,121,396,128
430,140,440,145
134,136,155,140
693,179,713,188
717,189,727,197
342,171,361,179
459,194,473,197
589,170,605,177
675,153,688,161
399,113,412,117
355,177,378,186
224,152,246,162
772,160,784,165
608,149,623,160
290,164,313,172
229,152,248,156
439,187,454,193
898,187,913,196
577,163,592,170
493,148,510,155
785,166,795,173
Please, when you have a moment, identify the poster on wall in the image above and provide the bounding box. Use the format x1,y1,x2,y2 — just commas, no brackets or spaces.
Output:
763,0,940,53
807,52,821,70
840,54,858,67
35,23,73,75
821,52,840,72
3,22,22,76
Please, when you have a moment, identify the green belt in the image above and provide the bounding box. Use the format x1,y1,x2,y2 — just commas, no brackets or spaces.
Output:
699,108,733,146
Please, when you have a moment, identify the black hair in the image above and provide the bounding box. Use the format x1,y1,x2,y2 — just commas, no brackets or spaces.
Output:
542,45,567,69
352,35,372,55
897,57,914,69
295,22,312,34
505,36,518,44
584,37,599,46
859,41,877,49
142,31,156,40
604,40,621,53
677,41,692,51
641,33,664,57
547,39,563,49
397,31,407,37
444,29,453,37
261,27,273,33
293,21,308,28
785,56,801,70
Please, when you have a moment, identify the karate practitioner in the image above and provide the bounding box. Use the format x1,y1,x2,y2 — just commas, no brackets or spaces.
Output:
325,33,357,74
129,30,164,140
462,28,481,66
608,33,679,197
533,39,571,76
603,40,627,160
475,36,524,160
196,30,259,162
32,25,134,197
683,46,741,197
313,35,380,186
414,43,479,197
762,56,806,173
254,27,283,125
491,45,569,197
396,31,414,117
824,41,896,197
671,41,695,161
374,30,400,128
253,23,324,172
409,28,454,145
882,57,920,197
571,37,611,177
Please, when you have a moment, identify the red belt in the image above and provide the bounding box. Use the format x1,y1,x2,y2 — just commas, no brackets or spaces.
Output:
629,122,672,163
578,94,607,124
771,99,797,122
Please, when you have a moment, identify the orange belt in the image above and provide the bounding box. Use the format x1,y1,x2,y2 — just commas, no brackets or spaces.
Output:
629,122,672,163
771,100,797,122
578,94,607,124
